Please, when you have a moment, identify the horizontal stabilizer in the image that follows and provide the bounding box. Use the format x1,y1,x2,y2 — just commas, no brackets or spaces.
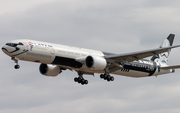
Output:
161,65,180,70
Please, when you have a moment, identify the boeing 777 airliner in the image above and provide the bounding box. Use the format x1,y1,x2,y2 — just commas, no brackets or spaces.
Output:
2,34,180,85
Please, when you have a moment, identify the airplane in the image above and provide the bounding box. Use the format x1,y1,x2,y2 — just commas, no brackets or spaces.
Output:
2,34,180,85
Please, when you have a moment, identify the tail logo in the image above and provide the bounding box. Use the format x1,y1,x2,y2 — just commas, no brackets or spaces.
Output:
151,37,172,65
159,39,171,63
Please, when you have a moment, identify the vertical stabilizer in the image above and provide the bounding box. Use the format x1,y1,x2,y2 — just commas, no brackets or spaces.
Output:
151,34,175,66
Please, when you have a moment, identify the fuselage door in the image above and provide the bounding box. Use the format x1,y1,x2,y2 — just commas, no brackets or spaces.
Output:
51,47,55,55
22,42,30,51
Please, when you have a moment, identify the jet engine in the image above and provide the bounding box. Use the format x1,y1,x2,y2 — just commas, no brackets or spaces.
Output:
39,64,62,76
85,55,107,71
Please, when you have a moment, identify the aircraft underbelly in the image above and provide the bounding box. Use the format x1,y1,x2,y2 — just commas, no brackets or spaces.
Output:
113,70,150,77
112,61,157,77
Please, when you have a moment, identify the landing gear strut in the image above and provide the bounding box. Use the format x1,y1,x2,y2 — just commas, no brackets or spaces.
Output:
11,57,20,69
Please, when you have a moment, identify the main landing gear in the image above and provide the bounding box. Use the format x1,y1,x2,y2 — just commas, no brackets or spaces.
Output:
74,77,88,85
100,67,114,82
74,71,89,85
11,57,20,69
100,74,114,82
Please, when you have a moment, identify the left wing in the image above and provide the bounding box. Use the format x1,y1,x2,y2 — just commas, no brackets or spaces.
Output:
105,45,180,63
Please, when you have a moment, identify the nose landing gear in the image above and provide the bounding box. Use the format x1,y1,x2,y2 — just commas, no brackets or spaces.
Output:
11,57,20,69
14,64,20,69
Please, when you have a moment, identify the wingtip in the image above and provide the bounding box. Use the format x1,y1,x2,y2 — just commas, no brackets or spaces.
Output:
167,34,175,46
169,33,175,36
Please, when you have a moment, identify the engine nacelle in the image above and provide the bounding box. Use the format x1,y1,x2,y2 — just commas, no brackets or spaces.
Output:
85,55,107,71
39,64,61,76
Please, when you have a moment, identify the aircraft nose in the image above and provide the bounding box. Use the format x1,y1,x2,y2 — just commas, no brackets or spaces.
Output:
2,46,8,52
2,46,5,50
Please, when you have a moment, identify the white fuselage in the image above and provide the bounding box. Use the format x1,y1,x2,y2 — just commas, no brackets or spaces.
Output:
2,39,173,78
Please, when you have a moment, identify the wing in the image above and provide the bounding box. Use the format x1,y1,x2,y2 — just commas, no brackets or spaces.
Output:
161,65,180,70
105,45,180,63
76,45,180,73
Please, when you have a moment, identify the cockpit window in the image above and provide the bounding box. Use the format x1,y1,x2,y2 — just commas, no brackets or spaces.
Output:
6,42,24,47
6,43,10,46
19,42,23,45
6,43,18,47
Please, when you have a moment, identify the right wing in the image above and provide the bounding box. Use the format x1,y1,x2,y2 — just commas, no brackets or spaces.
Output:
105,45,180,63
76,45,180,73
161,65,180,70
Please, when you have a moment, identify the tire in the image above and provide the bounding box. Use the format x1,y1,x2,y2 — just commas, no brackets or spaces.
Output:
78,77,82,83
110,76,114,81
100,74,104,79
84,80,88,84
81,82,84,85
81,79,85,84
107,75,111,82
74,78,78,82
107,75,111,80
14,65,20,69
104,74,107,80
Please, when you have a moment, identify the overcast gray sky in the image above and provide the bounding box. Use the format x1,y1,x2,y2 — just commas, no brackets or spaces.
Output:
1,0,180,113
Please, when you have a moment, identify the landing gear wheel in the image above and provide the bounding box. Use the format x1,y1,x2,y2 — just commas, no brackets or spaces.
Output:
104,74,107,80
84,80,88,85
107,75,111,82
107,75,111,79
78,77,82,83
110,76,114,81
81,82,84,85
81,79,85,84
14,65,20,69
74,77,78,82
100,74,104,79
